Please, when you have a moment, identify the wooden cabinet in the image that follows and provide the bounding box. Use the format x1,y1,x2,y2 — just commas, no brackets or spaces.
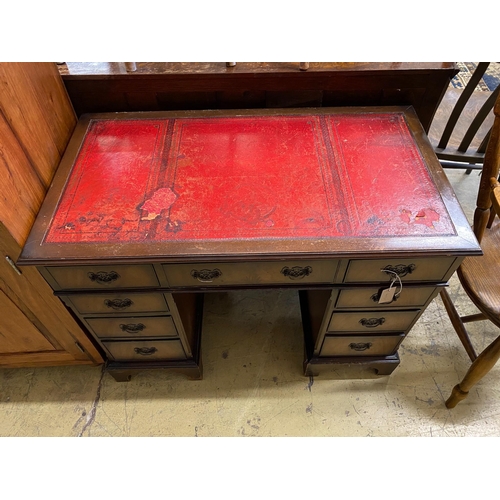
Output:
0,224,103,366
0,63,103,367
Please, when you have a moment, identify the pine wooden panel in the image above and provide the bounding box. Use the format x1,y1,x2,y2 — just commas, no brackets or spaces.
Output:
0,223,104,364
0,64,102,368
0,352,91,368
0,63,76,188
0,289,56,353
0,111,45,246
1,276,63,350
16,63,77,159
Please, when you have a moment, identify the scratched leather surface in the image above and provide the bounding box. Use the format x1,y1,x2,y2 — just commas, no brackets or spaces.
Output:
44,113,455,244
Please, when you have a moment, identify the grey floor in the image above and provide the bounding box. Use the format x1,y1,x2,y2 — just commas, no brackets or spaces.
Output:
1,168,499,438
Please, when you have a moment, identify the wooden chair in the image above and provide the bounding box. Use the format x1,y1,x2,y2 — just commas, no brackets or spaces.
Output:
429,62,500,174
440,92,500,408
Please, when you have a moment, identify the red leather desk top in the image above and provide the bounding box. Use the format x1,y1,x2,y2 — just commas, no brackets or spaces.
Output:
20,108,480,264
45,113,453,244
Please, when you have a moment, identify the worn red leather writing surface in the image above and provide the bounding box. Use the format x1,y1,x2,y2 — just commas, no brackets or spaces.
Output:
45,113,454,244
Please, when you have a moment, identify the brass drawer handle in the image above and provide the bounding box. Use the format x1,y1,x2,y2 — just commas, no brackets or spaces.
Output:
382,264,415,278
191,268,222,283
134,346,157,356
105,298,133,310
280,266,312,280
359,317,386,328
87,271,120,285
349,342,372,352
119,323,146,333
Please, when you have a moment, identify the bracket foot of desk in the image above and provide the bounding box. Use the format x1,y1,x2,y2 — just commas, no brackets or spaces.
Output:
303,354,400,379
106,358,203,382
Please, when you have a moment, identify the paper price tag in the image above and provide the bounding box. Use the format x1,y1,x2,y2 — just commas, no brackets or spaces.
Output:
378,287,396,304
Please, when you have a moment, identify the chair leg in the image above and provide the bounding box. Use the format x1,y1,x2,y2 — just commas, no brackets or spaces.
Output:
446,334,500,408
439,288,477,361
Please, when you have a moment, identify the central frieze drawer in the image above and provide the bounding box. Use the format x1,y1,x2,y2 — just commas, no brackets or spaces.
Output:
327,310,421,333
335,286,439,309
343,257,456,283
162,260,339,287
85,316,178,339
320,334,405,357
45,264,160,290
62,292,170,315
103,339,186,361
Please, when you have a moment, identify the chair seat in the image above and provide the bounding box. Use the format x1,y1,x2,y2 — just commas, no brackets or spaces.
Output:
458,217,500,325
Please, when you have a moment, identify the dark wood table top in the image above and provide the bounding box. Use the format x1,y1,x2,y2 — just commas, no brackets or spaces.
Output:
58,62,457,76
58,63,459,133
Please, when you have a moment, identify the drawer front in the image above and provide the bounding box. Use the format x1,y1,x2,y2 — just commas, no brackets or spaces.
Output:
320,334,404,357
327,310,421,333
343,257,456,283
86,316,178,339
63,292,170,315
46,265,159,290
162,260,339,287
103,339,187,361
335,286,438,309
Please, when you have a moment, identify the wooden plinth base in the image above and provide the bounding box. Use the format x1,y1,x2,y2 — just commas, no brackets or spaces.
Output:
304,353,400,378
107,357,203,382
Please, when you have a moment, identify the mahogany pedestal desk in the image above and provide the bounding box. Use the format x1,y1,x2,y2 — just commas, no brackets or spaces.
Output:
18,107,481,382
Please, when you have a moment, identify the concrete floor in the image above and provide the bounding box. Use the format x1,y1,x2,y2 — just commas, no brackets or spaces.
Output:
1,169,499,438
